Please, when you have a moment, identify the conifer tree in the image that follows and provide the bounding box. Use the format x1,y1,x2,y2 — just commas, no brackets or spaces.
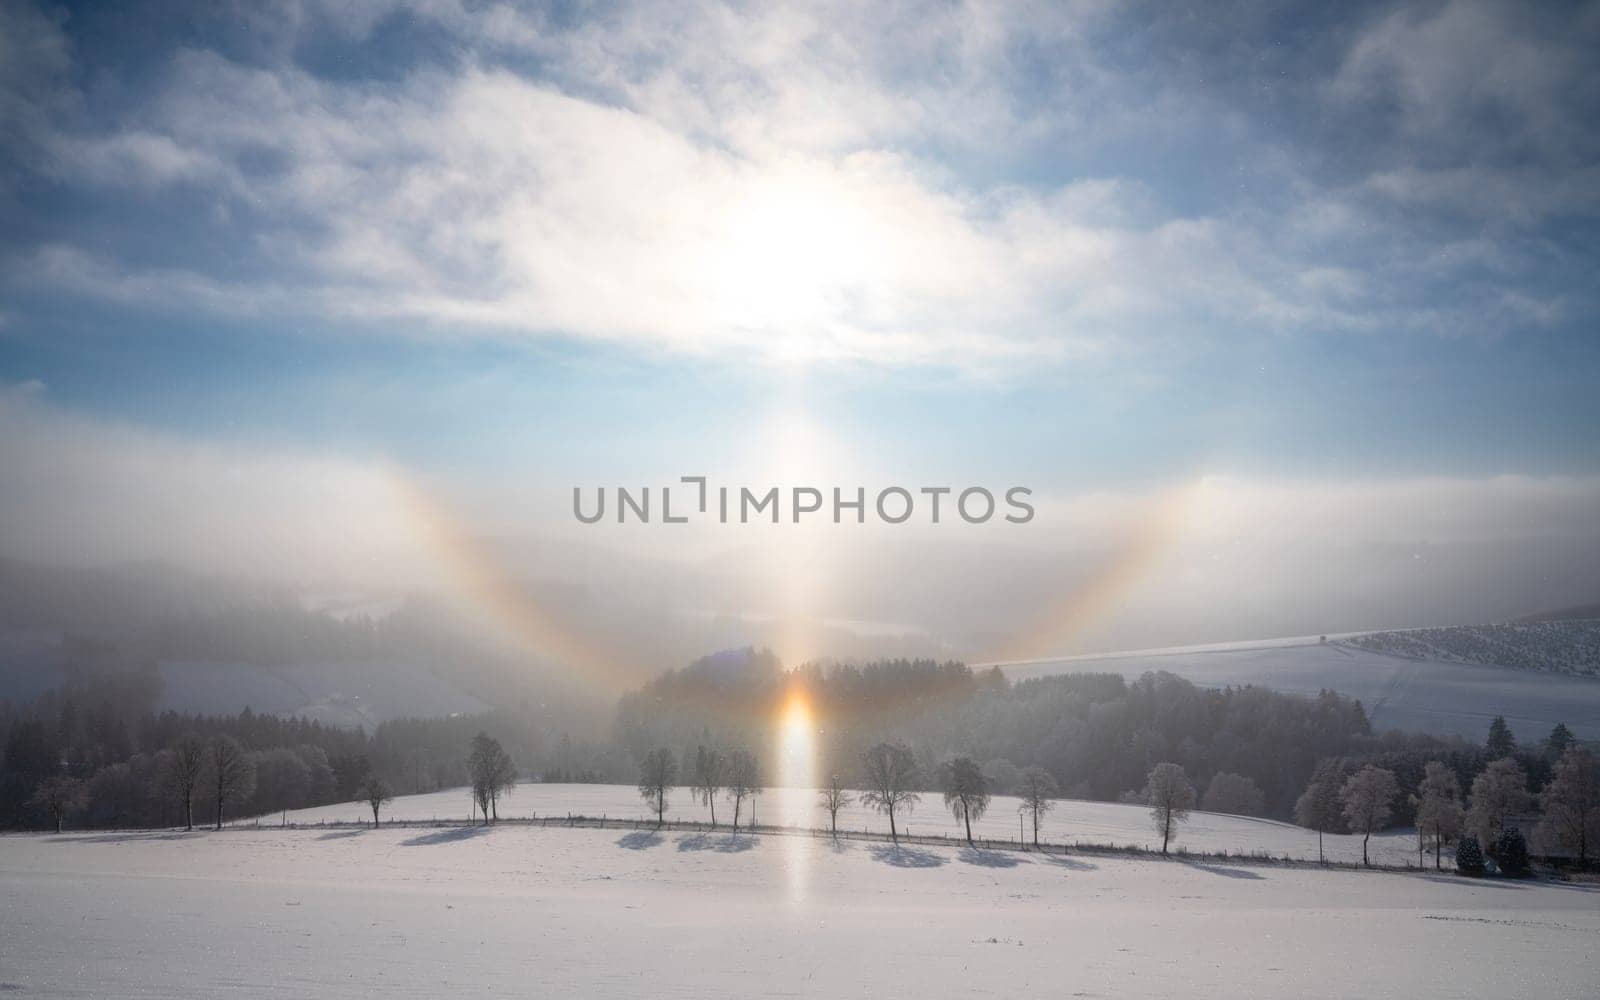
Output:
1486,716,1517,759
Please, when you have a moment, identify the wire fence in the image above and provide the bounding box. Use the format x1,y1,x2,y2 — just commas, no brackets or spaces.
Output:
227,810,1461,875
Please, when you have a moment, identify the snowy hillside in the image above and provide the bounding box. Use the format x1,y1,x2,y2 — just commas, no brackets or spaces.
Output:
3,825,1594,999
283,784,1431,868
0,629,491,730
156,660,490,730
997,634,1600,741
1344,620,1600,677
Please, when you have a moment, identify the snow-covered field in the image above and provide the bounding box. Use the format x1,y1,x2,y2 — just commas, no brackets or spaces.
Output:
284,784,1431,868
997,635,1600,740
2,825,1594,998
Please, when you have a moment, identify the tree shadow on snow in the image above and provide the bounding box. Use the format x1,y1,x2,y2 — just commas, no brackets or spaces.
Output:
49,830,206,844
1414,873,1530,891
317,829,367,840
1042,853,1098,872
1178,859,1265,880
676,832,758,853
867,843,946,868
959,847,1023,868
401,825,493,847
616,830,664,850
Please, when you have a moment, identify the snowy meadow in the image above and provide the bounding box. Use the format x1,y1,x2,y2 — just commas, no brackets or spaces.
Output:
3,823,1595,999
283,783,1434,867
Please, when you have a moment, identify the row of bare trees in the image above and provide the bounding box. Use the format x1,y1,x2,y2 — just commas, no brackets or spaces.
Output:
636,744,767,829
634,738,1199,856
856,745,1198,853
683,744,765,828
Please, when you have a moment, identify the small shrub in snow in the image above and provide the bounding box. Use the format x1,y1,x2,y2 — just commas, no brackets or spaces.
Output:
1456,835,1485,876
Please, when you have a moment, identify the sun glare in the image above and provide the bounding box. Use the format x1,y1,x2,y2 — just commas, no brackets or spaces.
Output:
775,688,817,902
708,168,878,360
777,689,816,791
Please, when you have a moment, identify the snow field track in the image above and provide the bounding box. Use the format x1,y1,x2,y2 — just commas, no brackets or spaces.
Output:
2,824,1595,999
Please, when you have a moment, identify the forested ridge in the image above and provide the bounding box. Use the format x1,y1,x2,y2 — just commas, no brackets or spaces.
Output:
3,645,1591,853
617,649,1497,820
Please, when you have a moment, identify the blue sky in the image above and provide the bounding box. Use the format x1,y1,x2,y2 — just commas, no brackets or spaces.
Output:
2,1,1599,647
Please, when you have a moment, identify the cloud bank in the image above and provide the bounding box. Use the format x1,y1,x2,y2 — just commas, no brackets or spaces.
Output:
4,387,1598,658
4,0,1596,370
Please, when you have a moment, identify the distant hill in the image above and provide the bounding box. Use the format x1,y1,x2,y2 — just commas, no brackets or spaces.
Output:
996,629,1600,743
0,556,258,635
0,557,605,732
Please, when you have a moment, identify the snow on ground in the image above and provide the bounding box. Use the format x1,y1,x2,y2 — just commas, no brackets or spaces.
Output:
996,636,1600,741
2,825,1594,999
283,784,1434,868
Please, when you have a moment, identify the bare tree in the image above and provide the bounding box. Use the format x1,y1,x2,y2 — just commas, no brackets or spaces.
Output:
725,748,760,829
1017,766,1059,849
208,735,257,831
1414,761,1464,870
164,733,206,831
938,755,991,846
1340,764,1399,866
1144,762,1196,855
1467,757,1530,845
637,748,677,827
467,733,516,824
29,775,87,833
363,775,393,827
1294,760,1344,864
861,742,920,843
691,744,724,827
1539,746,1598,867
818,773,852,840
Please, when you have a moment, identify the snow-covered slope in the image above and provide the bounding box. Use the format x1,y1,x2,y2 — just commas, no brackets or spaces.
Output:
284,784,1430,868
0,628,491,729
995,634,1600,741
1344,620,1600,677
3,825,1593,999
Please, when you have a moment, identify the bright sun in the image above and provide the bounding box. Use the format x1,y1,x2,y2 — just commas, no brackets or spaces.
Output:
708,168,878,361
777,688,816,792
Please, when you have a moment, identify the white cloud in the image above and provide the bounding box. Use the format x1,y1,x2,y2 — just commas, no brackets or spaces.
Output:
0,387,428,588
24,53,1319,368
5,0,1594,368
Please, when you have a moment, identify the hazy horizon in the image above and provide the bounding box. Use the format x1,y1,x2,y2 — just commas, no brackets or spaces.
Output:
4,0,1600,672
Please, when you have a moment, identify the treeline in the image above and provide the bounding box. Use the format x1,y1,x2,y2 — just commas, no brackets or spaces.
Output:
1293,716,1598,869
7,643,1595,868
615,650,1379,819
0,666,622,830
